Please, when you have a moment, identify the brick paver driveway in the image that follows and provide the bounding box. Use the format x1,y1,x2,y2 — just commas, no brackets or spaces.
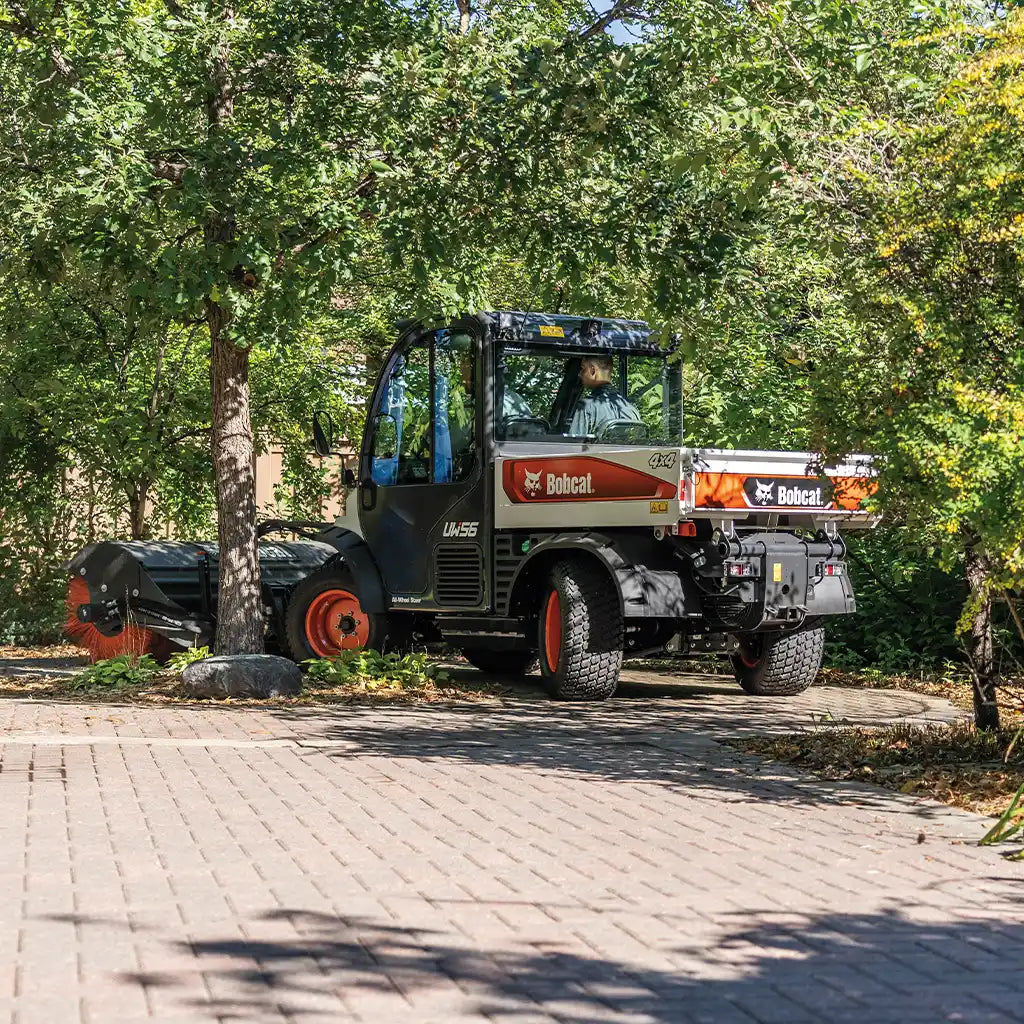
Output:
0,669,1020,1024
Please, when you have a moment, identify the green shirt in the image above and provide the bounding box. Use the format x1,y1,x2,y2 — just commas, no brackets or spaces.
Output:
569,384,641,438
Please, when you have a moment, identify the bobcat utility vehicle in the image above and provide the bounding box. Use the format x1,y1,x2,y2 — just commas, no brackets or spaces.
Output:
67,312,876,700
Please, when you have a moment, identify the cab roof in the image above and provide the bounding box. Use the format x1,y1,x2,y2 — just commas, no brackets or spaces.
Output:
482,311,668,356
395,311,672,356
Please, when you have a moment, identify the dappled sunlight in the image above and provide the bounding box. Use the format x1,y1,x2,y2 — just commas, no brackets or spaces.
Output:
101,904,1024,1022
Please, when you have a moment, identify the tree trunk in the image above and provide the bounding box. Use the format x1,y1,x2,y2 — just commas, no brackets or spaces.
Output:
209,312,263,655
204,2,262,655
127,479,151,541
964,543,1000,730
85,470,96,543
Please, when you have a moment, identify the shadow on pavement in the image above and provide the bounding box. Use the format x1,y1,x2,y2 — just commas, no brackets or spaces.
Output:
442,663,737,700
261,691,967,821
111,905,1023,1023
0,656,86,678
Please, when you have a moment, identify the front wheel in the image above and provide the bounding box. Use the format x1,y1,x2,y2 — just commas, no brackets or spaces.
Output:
285,566,388,661
732,626,825,696
538,559,623,701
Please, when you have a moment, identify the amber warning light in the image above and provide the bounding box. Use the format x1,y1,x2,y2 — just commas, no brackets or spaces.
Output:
666,522,697,537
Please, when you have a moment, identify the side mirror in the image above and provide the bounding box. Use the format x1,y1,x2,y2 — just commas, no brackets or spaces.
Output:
312,410,335,456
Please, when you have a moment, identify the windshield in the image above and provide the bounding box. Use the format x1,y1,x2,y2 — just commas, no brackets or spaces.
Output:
496,343,682,446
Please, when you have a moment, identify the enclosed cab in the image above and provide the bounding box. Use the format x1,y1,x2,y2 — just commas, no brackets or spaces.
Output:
67,311,876,700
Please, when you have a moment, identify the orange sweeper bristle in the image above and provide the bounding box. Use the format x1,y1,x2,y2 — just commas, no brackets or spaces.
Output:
64,575,170,664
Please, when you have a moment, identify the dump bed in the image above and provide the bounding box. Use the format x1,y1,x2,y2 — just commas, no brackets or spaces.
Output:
493,444,877,530
684,448,877,529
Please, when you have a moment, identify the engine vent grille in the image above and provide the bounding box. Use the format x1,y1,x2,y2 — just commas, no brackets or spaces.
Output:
434,544,484,607
494,533,521,613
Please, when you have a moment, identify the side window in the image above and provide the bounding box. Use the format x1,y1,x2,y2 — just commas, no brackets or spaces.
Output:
496,352,562,438
369,330,477,486
370,340,431,486
434,331,476,483
625,355,682,445
395,342,432,483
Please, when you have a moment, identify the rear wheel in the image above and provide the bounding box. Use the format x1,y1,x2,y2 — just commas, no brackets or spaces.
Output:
460,648,538,677
538,559,623,701
285,566,386,661
732,626,825,696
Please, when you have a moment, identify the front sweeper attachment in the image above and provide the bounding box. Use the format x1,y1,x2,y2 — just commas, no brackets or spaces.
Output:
65,539,333,662
65,575,174,663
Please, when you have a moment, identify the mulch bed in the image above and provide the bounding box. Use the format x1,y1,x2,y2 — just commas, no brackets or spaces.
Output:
735,720,1024,817
733,666,1024,819
0,644,516,705
0,644,86,662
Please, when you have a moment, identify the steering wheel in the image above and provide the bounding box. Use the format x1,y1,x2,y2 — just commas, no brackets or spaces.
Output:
502,416,550,439
597,419,649,441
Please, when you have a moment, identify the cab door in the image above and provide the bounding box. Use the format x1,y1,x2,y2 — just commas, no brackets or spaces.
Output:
357,326,488,608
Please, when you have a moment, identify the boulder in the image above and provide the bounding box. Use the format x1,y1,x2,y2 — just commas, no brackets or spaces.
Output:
180,654,301,699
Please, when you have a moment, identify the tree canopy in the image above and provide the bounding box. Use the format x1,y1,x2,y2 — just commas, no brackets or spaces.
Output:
0,0,1020,721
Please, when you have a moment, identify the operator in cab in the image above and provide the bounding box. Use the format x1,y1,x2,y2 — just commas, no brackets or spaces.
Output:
569,354,641,438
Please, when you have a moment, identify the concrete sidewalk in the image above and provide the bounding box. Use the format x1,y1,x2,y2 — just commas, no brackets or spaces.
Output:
0,678,1020,1023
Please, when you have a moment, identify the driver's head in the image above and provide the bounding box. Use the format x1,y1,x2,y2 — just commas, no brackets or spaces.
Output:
579,355,613,390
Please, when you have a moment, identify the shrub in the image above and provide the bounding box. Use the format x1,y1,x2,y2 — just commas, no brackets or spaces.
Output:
167,645,211,673
825,529,965,673
69,654,161,691
303,650,450,689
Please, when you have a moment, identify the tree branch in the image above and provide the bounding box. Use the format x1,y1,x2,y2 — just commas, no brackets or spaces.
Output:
165,425,212,445
6,157,43,174
151,158,188,184
1005,595,1024,648
289,229,338,258
456,0,471,34
575,0,636,44
0,6,76,81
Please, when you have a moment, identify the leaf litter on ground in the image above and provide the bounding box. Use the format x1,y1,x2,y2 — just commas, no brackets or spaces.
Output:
735,719,1024,817
0,643,515,705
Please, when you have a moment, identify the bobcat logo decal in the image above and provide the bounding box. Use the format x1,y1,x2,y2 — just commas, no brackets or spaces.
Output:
741,475,833,508
523,469,543,496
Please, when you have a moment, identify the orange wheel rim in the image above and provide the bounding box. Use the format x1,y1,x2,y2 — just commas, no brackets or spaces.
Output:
304,589,369,656
543,590,561,672
739,639,762,669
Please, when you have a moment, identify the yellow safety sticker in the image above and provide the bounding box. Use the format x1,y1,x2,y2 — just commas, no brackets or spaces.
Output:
539,324,565,337
650,501,668,514
773,562,783,583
